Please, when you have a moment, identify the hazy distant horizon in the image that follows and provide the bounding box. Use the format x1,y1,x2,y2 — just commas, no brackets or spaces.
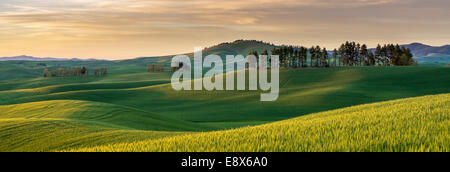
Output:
1,0,449,60
1,41,449,60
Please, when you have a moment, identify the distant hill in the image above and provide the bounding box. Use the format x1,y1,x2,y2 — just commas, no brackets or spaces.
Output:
132,40,450,66
402,43,450,57
197,40,450,58
150,40,277,59
201,40,277,56
126,40,277,65
400,43,450,65
1,40,276,64
0,55,105,62
199,41,450,58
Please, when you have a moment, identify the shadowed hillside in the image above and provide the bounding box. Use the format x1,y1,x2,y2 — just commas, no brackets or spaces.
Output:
1,67,449,127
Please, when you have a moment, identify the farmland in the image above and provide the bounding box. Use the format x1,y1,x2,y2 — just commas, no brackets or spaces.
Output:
71,93,450,152
0,66,449,152
1,0,449,154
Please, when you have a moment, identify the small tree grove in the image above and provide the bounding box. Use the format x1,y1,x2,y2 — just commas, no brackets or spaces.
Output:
43,66,108,78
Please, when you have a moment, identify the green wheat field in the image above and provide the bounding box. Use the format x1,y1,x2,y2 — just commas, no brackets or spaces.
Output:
0,58,449,152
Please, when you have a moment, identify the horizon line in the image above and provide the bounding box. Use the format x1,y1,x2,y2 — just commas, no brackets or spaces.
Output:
1,41,448,61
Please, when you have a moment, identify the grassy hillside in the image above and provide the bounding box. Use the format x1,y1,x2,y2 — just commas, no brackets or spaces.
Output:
0,40,276,81
1,40,448,152
0,63,43,80
0,100,210,131
0,118,187,152
1,67,449,128
415,54,450,66
0,60,116,80
0,66,449,152
0,100,215,152
70,93,449,152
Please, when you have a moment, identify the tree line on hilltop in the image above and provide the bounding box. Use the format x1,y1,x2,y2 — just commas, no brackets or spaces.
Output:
253,42,416,68
146,41,416,74
42,41,416,78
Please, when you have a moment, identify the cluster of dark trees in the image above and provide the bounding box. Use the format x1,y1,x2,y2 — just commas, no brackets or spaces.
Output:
271,46,328,68
147,64,165,72
43,66,88,77
263,42,415,68
373,44,415,66
336,42,415,66
267,45,331,68
43,66,107,77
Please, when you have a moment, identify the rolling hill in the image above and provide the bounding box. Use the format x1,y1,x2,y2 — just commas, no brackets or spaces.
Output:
70,93,450,152
1,67,449,125
0,100,210,131
0,100,212,152
117,40,277,66
0,66,449,152
0,40,276,81
414,54,450,66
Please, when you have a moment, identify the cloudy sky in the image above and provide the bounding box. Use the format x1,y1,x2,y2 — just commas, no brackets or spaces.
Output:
0,0,449,59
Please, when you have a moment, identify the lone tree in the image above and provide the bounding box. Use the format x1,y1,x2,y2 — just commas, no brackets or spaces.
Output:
321,48,329,67
43,68,49,77
81,67,87,75
360,44,368,66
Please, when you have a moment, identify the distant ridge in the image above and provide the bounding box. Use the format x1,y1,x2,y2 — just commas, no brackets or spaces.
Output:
134,40,277,62
2,41,449,62
0,55,107,62
201,40,450,58
401,43,450,57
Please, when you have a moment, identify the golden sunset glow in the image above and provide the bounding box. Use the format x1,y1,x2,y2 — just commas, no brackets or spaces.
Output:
0,0,449,59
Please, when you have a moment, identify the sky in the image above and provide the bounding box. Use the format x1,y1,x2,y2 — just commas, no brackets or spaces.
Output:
0,0,449,60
